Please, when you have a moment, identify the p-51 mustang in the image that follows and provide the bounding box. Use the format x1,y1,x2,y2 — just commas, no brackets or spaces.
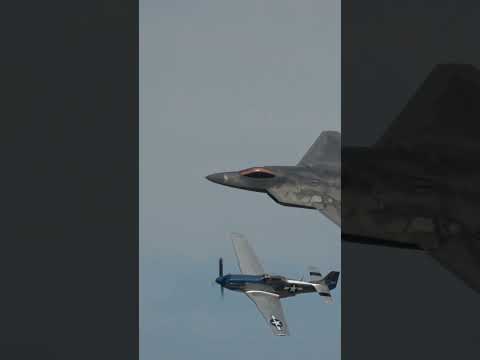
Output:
215,233,340,336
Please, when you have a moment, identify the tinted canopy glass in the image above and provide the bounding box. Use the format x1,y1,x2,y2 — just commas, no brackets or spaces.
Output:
239,167,275,179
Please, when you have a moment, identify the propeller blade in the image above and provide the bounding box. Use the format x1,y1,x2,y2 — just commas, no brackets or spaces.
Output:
221,285,224,298
219,257,223,277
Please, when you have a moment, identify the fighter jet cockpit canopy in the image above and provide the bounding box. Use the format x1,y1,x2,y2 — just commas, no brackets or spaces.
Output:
239,167,276,179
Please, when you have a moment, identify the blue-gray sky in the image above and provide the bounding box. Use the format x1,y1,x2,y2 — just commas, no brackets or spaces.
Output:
140,1,340,359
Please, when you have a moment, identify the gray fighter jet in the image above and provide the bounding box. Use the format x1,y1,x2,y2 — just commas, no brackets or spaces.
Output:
207,64,480,292
342,64,480,293
207,64,480,294
215,233,339,336
206,131,341,226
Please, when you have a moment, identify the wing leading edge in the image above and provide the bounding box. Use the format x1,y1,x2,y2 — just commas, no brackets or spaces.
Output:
298,130,341,168
231,233,265,275
375,64,480,149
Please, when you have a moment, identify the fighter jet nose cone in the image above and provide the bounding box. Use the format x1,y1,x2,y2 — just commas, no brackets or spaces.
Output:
206,173,225,185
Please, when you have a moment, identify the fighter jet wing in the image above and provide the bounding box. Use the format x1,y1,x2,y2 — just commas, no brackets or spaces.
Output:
375,64,480,149
316,203,341,227
298,131,341,168
429,236,480,294
245,291,289,336
231,233,265,275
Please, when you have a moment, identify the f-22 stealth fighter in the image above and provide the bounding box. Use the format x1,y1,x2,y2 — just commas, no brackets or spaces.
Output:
206,131,341,226
215,233,339,336
341,64,480,293
207,63,480,294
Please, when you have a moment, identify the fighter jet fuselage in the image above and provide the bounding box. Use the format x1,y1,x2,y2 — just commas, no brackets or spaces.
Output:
342,145,480,292
207,164,340,211
343,146,480,247
207,131,341,225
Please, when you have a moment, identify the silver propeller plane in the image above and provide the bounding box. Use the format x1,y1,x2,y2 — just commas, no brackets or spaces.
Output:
215,233,340,336
206,131,341,226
